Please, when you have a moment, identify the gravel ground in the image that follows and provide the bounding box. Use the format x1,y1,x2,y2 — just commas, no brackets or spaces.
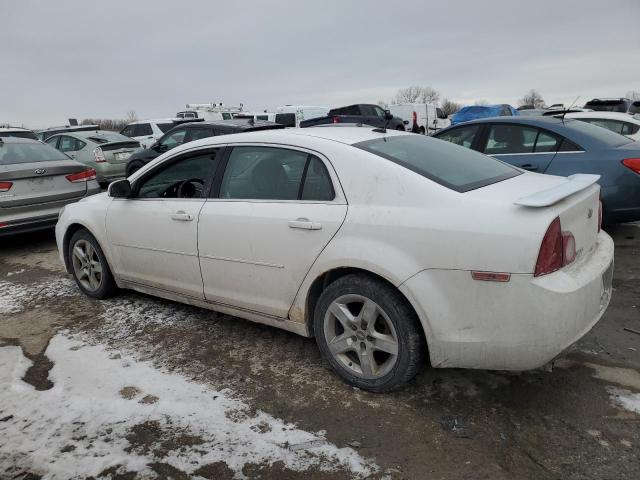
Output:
1,223,639,479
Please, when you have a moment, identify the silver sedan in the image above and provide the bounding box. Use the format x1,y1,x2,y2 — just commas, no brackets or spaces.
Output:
0,137,100,236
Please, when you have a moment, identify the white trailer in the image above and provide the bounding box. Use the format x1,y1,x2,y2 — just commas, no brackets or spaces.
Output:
388,103,450,135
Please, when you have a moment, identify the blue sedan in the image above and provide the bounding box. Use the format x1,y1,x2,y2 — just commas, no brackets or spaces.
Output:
434,116,640,223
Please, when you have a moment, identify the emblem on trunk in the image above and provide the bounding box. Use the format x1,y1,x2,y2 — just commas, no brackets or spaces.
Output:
587,208,593,219
34,168,46,175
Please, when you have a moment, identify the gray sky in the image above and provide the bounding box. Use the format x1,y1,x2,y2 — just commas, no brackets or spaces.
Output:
1,0,639,128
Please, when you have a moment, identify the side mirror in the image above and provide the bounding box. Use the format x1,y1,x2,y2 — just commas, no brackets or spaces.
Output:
108,179,132,198
384,110,394,120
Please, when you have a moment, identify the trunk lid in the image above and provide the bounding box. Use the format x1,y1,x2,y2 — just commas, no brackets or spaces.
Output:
96,141,140,164
0,160,88,208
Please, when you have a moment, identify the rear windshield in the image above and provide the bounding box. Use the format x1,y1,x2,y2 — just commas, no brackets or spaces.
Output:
157,123,174,133
0,131,38,140
584,100,628,112
565,119,633,147
0,141,69,165
354,134,521,192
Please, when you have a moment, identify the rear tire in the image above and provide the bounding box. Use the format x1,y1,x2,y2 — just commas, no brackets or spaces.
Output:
68,229,118,299
314,274,425,392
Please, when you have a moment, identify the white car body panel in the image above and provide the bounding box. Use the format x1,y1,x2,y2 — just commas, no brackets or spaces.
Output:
55,127,614,371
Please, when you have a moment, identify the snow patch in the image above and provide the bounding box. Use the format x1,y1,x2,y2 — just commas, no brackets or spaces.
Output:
0,277,77,314
607,386,640,415
0,334,377,479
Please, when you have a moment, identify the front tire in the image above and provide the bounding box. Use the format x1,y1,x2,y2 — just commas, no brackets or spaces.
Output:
69,229,118,299
314,274,425,392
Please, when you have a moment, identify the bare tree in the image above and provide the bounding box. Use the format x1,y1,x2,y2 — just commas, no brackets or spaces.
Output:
394,86,423,104
518,89,546,109
440,98,461,116
81,118,130,131
125,110,138,122
626,90,640,101
418,86,440,104
377,99,389,109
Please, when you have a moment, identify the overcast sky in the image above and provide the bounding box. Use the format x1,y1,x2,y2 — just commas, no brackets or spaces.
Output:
1,0,639,128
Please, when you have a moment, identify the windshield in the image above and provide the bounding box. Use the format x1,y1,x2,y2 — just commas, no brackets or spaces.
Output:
0,141,70,165
354,134,521,192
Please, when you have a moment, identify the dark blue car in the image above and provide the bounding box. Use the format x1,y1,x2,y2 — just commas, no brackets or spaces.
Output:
434,116,640,223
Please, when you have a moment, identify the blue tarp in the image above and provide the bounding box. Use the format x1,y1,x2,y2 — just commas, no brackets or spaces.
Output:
451,105,519,125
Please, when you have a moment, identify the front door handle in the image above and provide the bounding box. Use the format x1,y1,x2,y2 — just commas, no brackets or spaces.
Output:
520,164,538,171
288,218,322,230
171,211,193,221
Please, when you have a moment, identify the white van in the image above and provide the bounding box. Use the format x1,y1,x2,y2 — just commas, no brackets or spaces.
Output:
388,103,450,135
232,111,298,127
177,103,244,122
275,105,329,127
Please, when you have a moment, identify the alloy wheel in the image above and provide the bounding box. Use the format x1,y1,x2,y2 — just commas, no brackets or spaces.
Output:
71,239,103,292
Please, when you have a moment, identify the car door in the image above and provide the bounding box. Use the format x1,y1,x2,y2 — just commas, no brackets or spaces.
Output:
106,148,220,298
198,145,347,318
480,123,560,172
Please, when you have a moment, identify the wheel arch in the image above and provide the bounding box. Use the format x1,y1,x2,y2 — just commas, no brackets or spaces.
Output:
302,267,430,363
62,222,113,275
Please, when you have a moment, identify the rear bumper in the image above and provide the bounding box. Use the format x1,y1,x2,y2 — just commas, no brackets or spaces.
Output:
0,215,58,236
400,231,614,371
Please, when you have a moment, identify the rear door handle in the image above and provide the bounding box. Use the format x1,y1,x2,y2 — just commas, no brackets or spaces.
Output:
288,218,322,230
171,211,193,221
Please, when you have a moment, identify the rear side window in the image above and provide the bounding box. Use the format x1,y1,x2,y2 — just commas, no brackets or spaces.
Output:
219,147,334,201
59,136,86,152
134,124,153,136
354,135,520,193
0,142,70,165
622,122,640,135
558,138,582,151
435,125,479,149
157,123,174,133
485,125,537,154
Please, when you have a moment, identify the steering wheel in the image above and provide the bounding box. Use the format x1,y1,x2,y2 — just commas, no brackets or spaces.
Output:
177,178,205,198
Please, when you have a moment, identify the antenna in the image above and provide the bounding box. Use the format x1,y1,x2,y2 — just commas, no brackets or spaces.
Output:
561,96,580,121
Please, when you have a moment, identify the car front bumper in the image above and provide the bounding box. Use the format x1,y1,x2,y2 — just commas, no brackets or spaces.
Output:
400,231,614,371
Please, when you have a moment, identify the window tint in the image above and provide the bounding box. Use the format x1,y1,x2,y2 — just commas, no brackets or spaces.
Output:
485,125,538,154
134,123,153,136
436,125,479,149
0,141,70,165
220,147,310,200
222,113,232,120
136,151,217,199
275,113,296,127
188,128,214,141
332,105,360,116
159,129,187,149
301,156,334,201
622,122,640,135
59,136,85,152
157,123,174,133
558,138,582,152
355,135,520,193
256,115,268,121
533,131,560,153
121,125,135,137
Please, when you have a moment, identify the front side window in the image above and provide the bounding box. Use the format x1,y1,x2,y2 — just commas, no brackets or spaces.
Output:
159,129,187,149
436,125,480,149
373,106,386,118
354,134,520,193
0,141,70,165
121,125,135,137
136,151,218,199
219,147,334,201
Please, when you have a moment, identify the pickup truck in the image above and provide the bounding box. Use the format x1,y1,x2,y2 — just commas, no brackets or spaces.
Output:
299,104,405,130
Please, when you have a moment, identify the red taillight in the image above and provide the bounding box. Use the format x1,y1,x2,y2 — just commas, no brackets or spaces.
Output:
66,169,97,183
0,181,12,192
534,217,577,276
622,158,640,174
412,111,417,123
534,217,563,276
332,116,340,124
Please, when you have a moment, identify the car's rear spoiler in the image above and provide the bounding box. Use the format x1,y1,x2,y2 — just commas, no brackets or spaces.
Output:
514,174,600,207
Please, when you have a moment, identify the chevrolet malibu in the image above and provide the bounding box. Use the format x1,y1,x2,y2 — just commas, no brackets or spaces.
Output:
55,127,614,392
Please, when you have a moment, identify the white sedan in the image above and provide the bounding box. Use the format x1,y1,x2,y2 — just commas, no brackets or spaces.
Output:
55,126,614,392
562,111,640,141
